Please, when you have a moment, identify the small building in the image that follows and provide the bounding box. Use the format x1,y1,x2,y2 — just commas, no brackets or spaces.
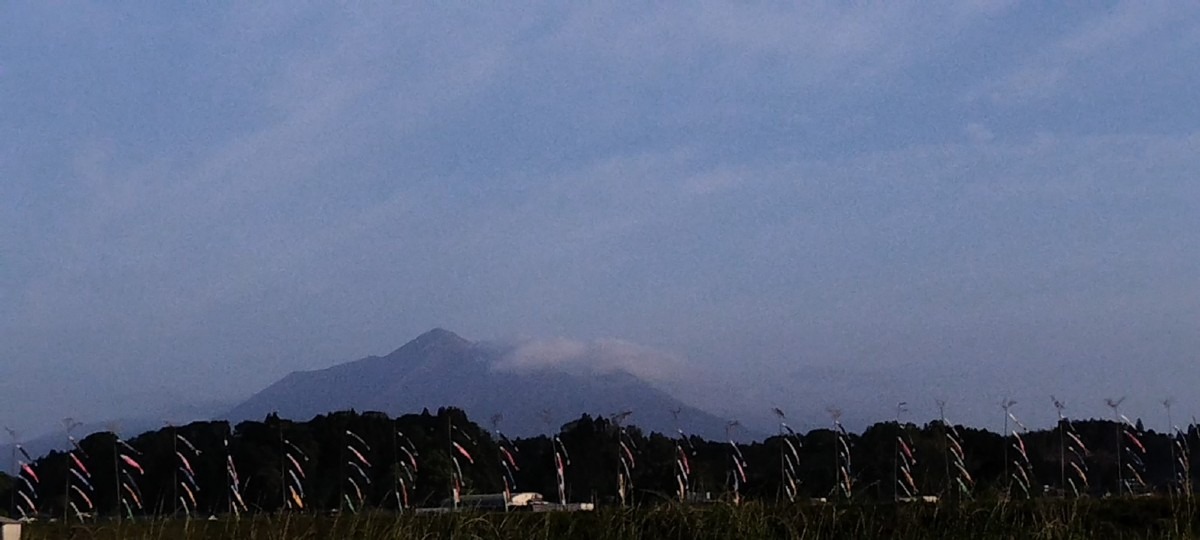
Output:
0,516,21,540
441,492,546,511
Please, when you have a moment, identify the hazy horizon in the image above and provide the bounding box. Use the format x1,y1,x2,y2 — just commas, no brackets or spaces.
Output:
4,4,1198,439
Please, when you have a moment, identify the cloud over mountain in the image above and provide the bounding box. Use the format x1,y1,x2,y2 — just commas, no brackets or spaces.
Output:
492,337,683,383
224,329,738,439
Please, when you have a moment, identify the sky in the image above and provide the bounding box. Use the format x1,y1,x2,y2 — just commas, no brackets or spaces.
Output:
3,2,1199,438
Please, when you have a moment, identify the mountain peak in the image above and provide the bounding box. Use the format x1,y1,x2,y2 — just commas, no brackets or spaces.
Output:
409,328,470,348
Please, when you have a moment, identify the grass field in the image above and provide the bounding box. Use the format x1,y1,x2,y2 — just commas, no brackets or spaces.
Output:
19,498,1200,539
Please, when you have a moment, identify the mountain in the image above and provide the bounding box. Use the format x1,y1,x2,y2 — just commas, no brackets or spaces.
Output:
224,329,737,439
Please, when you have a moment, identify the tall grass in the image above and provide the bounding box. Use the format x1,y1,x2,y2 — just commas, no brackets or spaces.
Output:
20,497,1200,539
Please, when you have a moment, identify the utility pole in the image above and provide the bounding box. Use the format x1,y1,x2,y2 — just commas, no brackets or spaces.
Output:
1052,397,1066,493
1001,399,1015,497
110,425,121,522
5,428,17,518
1165,399,1178,493
169,422,179,516
936,400,950,499
448,414,453,509
277,419,285,512
1106,398,1126,496
894,402,905,502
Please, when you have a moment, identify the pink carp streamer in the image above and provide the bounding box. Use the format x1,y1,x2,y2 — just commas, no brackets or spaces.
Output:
175,433,202,517
1105,398,1148,495
829,408,853,500
114,433,146,518
611,411,637,506
393,430,419,510
344,429,372,513
449,421,477,507
894,403,918,500
282,438,309,510
1052,397,1090,497
66,430,96,521
772,408,803,503
937,401,973,499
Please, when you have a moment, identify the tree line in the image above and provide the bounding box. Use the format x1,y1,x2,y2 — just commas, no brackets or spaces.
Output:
1,407,1194,519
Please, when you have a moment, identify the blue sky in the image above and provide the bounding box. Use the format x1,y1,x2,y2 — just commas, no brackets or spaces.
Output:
3,3,1199,436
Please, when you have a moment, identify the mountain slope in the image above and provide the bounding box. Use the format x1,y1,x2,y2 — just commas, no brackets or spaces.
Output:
224,329,734,439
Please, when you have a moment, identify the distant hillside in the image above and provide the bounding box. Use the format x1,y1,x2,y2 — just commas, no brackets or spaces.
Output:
224,329,737,439
0,400,233,461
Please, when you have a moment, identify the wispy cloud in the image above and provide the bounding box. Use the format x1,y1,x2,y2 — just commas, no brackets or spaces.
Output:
2,2,1199,436
970,4,1195,104
494,337,684,383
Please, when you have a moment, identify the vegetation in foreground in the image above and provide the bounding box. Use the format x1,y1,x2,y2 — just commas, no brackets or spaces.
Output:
17,497,1200,540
